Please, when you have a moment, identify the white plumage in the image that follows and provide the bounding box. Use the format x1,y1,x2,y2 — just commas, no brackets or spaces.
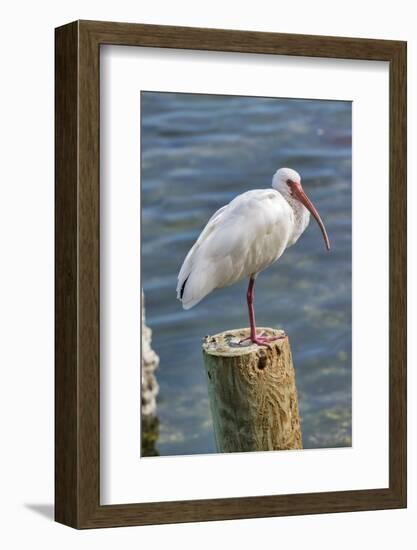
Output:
176,167,330,345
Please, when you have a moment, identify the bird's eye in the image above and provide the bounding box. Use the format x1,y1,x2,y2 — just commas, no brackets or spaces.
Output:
286,179,292,186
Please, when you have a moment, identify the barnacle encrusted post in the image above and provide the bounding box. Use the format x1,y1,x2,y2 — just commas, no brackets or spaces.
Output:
141,290,160,456
202,328,302,453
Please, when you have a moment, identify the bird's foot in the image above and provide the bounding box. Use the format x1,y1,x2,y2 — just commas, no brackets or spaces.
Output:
239,332,286,348
252,334,286,347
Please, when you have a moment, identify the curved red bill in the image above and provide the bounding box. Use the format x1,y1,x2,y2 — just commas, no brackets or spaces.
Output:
291,181,331,251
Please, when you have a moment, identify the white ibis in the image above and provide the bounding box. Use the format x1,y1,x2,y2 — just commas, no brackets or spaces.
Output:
177,168,330,346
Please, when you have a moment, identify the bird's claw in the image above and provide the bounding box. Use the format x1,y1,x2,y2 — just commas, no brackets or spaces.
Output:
239,333,286,348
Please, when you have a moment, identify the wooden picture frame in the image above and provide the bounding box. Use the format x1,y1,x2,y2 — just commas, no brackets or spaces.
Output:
55,20,407,528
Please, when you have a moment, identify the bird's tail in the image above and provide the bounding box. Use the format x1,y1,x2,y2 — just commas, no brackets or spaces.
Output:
176,262,217,310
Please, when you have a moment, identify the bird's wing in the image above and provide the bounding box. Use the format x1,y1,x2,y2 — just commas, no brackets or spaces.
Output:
177,190,292,309
177,204,228,296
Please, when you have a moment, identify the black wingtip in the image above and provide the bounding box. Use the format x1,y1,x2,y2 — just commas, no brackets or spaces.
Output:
180,275,189,299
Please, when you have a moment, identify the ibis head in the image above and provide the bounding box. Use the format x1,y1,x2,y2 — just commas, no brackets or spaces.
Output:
272,168,330,251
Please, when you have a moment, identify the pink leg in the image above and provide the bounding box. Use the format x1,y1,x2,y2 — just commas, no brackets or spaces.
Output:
240,276,286,347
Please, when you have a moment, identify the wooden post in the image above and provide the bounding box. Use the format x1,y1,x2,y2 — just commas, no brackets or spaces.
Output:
202,328,303,453
141,290,159,417
141,290,160,456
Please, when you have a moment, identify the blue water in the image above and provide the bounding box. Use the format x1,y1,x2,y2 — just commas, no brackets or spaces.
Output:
141,91,352,455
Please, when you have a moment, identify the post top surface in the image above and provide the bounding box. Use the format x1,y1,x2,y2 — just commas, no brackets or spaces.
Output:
202,327,287,357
